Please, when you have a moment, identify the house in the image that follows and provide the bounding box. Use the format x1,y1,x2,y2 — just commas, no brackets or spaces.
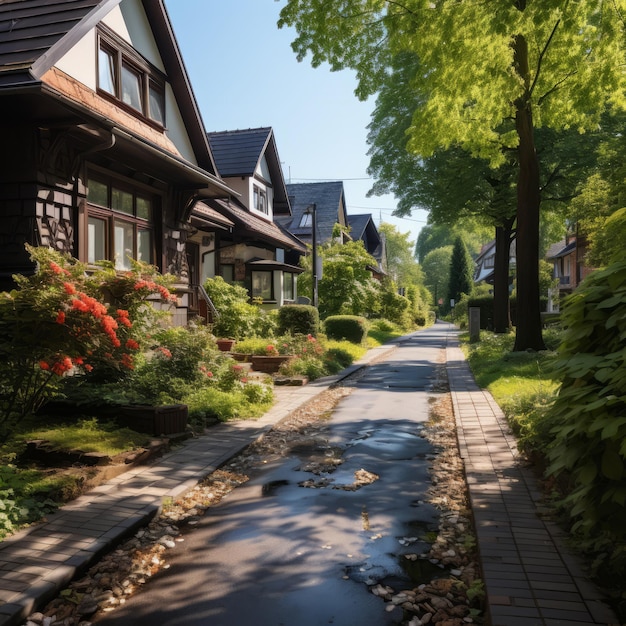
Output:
545,233,593,311
347,214,386,280
473,239,516,286
202,128,306,309
280,181,352,258
0,0,236,325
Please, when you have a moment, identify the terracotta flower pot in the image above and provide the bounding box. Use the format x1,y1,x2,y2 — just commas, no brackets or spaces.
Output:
216,339,236,352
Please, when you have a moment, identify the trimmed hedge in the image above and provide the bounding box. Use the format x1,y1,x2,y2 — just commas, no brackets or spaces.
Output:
277,304,320,337
324,315,368,344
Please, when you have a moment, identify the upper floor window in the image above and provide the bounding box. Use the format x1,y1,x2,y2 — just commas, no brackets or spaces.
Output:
97,26,166,126
86,174,156,270
299,212,312,228
253,185,268,215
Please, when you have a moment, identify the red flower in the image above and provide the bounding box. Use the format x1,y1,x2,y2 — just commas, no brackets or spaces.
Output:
125,338,140,350
39,360,50,371
63,282,76,295
84,363,93,372
121,353,134,370
55,310,65,324
158,347,172,358
49,261,63,275
206,371,213,378
52,356,73,375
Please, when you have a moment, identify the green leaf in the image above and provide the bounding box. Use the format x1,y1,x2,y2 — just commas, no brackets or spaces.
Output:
601,449,624,481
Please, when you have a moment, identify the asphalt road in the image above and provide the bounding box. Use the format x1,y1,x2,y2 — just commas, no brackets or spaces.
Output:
95,325,450,626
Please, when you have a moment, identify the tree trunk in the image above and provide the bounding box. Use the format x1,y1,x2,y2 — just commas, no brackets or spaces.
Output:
512,34,546,351
493,219,514,333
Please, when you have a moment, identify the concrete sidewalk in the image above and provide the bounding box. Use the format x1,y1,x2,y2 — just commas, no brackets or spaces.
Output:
0,325,619,626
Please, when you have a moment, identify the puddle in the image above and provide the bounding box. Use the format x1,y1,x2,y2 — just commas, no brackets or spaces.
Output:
261,479,289,496
399,555,447,583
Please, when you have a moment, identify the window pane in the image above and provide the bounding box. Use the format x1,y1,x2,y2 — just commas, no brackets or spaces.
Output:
252,271,272,300
114,220,134,270
87,179,108,206
136,196,152,220
121,63,142,111
283,273,294,300
88,217,107,264
149,82,165,124
299,212,312,228
111,187,133,214
137,227,152,263
98,46,116,95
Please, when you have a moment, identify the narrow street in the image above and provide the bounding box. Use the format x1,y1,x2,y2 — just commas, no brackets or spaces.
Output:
94,325,459,626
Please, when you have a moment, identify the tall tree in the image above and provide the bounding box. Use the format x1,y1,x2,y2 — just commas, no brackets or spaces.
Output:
378,222,423,287
279,0,626,350
447,237,474,306
421,246,453,311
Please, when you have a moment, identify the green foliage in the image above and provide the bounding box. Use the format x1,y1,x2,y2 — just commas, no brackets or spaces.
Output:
277,304,320,336
448,237,475,305
378,279,412,330
0,245,174,442
324,315,369,344
204,276,275,340
422,246,453,309
186,385,272,423
313,239,380,318
0,473,58,540
546,261,626,578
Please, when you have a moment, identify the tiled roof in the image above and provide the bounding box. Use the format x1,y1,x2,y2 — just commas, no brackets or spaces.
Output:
0,0,107,79
208,198,305,252
207,128,272,178
282,181,348,244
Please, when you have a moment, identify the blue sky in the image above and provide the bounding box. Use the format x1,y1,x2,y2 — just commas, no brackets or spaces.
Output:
163,0,427,246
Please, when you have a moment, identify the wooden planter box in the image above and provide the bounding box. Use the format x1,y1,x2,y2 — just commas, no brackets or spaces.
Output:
121,404,188,436
250,355,293,374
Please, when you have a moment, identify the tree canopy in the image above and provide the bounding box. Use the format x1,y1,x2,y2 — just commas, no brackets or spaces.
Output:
279,0,626,349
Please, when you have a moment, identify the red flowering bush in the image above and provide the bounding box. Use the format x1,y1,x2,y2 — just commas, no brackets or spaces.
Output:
0,245,175,442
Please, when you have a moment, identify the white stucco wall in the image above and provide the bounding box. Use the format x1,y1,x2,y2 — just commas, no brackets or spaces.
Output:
54,0,196,163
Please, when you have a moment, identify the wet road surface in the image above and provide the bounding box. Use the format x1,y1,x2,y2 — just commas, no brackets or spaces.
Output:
95,325,451,625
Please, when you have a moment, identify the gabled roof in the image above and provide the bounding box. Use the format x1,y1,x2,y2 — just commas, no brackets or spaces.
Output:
281,181,349,245
0,0,111,80
348,214,381,250
546,239,576,260
0,0,220,179
207,127,291,214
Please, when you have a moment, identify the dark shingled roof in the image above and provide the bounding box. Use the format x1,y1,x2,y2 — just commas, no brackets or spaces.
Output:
0,0,113,80
208,198,305,253
280,181,349,245
207,127,272,178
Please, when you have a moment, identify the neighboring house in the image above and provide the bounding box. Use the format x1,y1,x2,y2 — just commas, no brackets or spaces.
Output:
473,239,516,286
203,128,305,309
545,233,593,312
347,214,386,280
0,0,235,325
280,181,352,257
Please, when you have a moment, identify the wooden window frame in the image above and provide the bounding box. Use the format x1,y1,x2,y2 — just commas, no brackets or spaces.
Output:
85,172,157,270
96,25,166,128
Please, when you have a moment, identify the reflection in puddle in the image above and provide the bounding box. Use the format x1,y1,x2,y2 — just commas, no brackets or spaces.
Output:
261,479,289,496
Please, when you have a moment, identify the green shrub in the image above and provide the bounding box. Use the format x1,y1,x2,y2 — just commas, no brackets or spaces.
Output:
204,276,275,340
277,304,320,336
546,260,626,580
324,315,369,344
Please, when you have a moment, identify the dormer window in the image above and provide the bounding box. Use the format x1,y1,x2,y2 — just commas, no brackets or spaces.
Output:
97,26,166,126
299,212,312,228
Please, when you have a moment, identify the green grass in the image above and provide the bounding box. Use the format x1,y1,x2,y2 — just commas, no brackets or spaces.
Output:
461,329,562,453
